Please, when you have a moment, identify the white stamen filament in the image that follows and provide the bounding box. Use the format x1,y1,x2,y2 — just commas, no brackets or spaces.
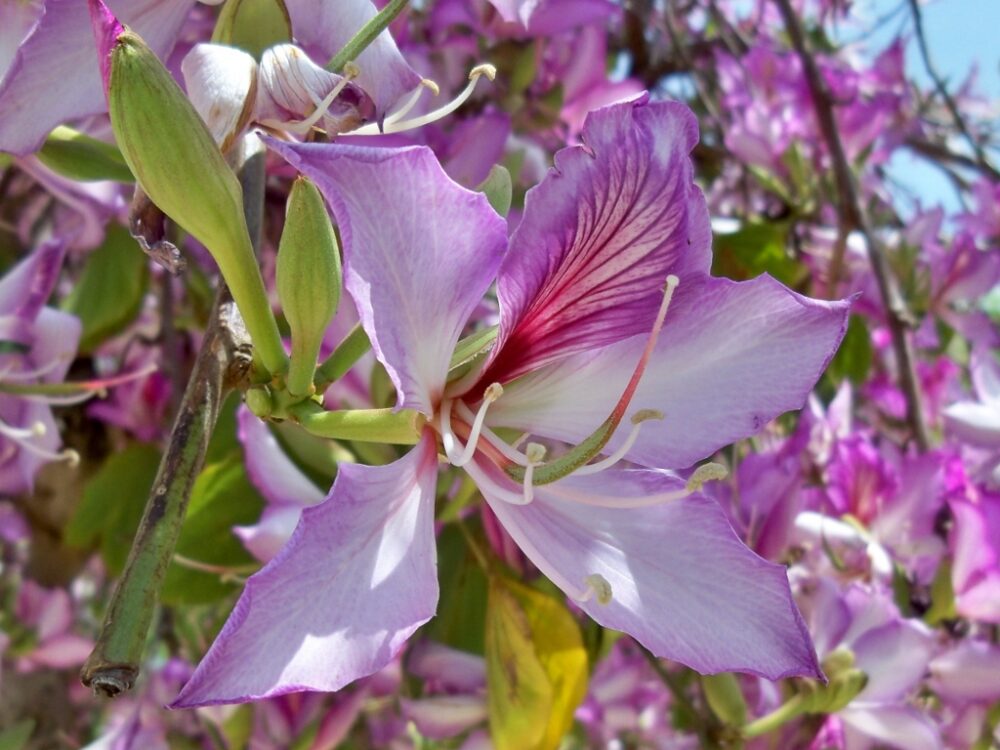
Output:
521,442,547,504
453,399,536,467
384,79,440,125
288,62,360,135
20,390,102,406
347,64,496,136
447,383,503,467
0,419,46,441
0,354,70,382
462,456,535,506
573,409,664,476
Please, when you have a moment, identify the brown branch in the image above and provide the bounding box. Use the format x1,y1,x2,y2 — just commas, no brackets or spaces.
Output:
905,136,1000,182
773,0,931,451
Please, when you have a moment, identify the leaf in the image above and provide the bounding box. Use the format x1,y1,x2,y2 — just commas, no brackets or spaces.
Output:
701,673,747,726
486,577,588,750
37,126,133,183
0,719,35,750
923,558,957,626
476,165,513,218
427,524,488,653
711,221,800,285
161,453,264,605
827,314,873,386
65,444,162,575
62,224,149,353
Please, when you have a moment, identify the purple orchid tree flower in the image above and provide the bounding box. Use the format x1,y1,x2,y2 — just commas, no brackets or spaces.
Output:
0,0,197,155
0,240,81,495
172,95,850,707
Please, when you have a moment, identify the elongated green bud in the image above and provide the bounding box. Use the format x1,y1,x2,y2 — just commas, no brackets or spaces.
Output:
88,0,287,376
277,177,343,397
213,0,292,59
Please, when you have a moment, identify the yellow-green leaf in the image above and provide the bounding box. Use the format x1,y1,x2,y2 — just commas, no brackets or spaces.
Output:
486,577,588,750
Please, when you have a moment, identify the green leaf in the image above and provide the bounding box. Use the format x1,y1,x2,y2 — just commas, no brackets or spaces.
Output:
65,444,162,575
161,453,264,605
476,165,513,218
486,577,588,750
0,719,35,750
37,126,133,183
923,558,957,626
427,524,488,653
827,314,873,386
62,224,149,353
711,222,800,285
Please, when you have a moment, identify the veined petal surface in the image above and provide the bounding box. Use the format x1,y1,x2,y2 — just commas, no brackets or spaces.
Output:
480,465,820,680
488,274,850,469
181,43,257,153
283,0,421,116
171,436,439,707
478,95,711,386
0,0,195,155
269,139,507,416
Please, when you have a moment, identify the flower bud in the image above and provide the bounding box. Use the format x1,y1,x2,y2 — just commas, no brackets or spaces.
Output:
88,0,286,376
212,0,292,59
277,177,342,398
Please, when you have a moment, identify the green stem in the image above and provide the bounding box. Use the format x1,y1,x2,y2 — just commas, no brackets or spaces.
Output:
314,323,371,390
290,401,423,444
741,695,805,739
325,0,409,73
78,158,265,698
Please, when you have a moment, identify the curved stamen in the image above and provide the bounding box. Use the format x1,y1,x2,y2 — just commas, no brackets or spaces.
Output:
521,442,546,504
0,355,71,382
384,79,440,126
3,424,79,466
685,462,729,492
573,409,663,476
0,419,46,441
287,62,360,135
20,391,102,406
348,64,496,136
462,456,535,506
546,461,729,509
454,399,535,467
448,383,503,467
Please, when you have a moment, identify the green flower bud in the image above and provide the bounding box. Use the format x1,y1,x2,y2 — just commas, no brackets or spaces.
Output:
213,0,292,59
90,0,287,376
701,673,748,726
277,177,343,398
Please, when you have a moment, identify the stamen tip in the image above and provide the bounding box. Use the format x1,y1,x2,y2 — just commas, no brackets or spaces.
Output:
686,462,728,492
470,63,497,82
585,573,613,605
421,78,440,96
665,274,679,291
63,449,81,467
525,442,547,464
31,421,47,436
631,408,664,425
342,61,360,79
484,382,503,403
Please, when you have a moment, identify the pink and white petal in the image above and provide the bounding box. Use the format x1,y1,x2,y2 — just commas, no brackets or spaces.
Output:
236,407,324,508
944,401,1000,449
929,640,1000,703
283,0,421,116
233,505,306,563
840,705,942,750
479,96,710,385
172,436,439,707
0,0,195,155
489,274,850,470
401,696,489,740
180,43,256,151
268,139,507,416
0,240,66,320
29,633,94,669
851,620,934,702
0,0,42,81
479,465,820,680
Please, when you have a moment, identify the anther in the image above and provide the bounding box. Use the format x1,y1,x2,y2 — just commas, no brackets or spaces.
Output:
573,409,664,476
686,462,729,492
291,66,361,134
521,442,547,504
348,63,497,135
585,574,613,605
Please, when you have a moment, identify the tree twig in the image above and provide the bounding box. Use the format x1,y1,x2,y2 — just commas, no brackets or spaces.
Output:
773,0,930,451
79,154,264,697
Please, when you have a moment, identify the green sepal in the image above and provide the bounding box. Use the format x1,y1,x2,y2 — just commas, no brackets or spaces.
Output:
701,673,748,726
277,177,342,397
476,165,512,217
213,0,291,59
290,401,424,444
37,126,133,183
107,28,286,375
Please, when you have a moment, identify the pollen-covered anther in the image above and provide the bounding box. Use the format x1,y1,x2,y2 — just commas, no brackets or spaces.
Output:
577,573,613,605
685,462,729,492
574,409,665,477
347,63,497,136
443,382,504,468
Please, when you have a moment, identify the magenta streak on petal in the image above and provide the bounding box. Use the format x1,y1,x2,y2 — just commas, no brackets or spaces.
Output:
477,95,710,387
87,0,123,98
